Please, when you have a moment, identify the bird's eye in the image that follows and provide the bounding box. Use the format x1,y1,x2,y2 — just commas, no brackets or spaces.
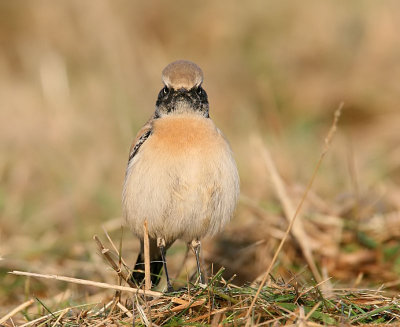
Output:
162,87,169,96
196,87,203,96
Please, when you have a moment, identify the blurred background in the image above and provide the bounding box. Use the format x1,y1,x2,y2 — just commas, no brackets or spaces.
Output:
1,0,400,311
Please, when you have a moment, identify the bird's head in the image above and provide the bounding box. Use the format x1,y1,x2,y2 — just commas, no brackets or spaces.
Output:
155,60,209,118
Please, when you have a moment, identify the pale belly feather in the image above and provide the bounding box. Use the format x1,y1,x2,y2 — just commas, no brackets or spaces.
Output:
122,115,239,243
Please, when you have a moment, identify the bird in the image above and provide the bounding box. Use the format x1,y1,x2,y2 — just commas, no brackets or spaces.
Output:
122,60,239,291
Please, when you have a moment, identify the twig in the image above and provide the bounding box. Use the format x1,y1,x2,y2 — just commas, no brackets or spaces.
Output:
0,299,34,324
117,302,133,318
88,300,113,315
101,225,129,268
93,235,137,288
9,270,163,297
17,303,96,327
170,298,206,312
92,316,112,327
185,308,228,323
50,308,69,327
135,296,150,326
252,135,322,283
144,220,151,290
245,104,343,321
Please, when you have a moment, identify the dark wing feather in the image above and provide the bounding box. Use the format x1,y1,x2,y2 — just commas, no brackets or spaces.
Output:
127,117,154,163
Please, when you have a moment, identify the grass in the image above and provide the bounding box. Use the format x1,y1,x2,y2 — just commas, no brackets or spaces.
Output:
3,267,400,326
1,1,400,325
3,107,400,325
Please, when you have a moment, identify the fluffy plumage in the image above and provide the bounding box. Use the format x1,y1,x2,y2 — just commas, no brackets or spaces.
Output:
122,60,239,289
123,114,239,243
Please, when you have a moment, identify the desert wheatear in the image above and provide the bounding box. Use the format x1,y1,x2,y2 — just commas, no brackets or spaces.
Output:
122,60,239,291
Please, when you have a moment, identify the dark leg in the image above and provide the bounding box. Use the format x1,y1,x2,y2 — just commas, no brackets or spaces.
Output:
131,239,164,288
158,237,174,292
131,252,163,287
190,239,205,284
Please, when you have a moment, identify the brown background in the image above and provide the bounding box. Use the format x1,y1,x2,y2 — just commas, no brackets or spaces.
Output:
1,1,400,310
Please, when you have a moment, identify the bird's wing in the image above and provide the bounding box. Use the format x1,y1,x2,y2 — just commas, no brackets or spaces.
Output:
127,117,154,164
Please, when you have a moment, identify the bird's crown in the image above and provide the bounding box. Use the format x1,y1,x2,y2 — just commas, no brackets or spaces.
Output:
162,60,203,90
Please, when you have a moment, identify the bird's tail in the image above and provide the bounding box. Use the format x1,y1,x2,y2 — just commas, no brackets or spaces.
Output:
131,251,164,287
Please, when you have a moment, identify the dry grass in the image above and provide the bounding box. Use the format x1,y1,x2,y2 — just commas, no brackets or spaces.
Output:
3,252,400,326
1,1,400,325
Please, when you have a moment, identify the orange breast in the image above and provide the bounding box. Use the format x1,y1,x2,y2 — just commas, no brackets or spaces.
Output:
149,115,223,156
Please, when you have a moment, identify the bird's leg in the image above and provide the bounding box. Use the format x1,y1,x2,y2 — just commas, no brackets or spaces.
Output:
157,237,173,292
190,239,205,284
